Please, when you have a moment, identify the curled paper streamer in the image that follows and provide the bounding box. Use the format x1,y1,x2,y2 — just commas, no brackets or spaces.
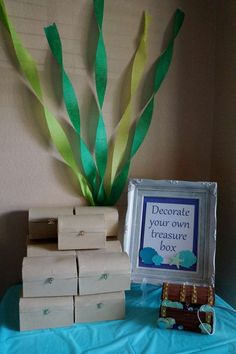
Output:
0,0,95,205
110,12,151,187
44,23,98,193
94,0,107,109
0,0,185,205
93,0,109,203
107,9,185,205
45,0,109,204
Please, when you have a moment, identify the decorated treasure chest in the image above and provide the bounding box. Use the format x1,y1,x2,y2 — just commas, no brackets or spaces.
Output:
158,283,215,334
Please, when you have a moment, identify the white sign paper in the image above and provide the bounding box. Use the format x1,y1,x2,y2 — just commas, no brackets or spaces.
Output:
138,197,199,271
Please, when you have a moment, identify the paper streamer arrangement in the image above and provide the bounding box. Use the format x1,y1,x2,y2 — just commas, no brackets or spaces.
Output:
0,0,185,205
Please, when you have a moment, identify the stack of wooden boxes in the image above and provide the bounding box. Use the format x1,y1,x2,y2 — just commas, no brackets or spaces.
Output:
19,207,131,331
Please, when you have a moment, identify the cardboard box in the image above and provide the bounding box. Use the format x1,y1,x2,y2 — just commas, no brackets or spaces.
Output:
19,296,73,331
28,207,73,239
77,251,130,295
22,255,78,297
74,291,125,323
58,214,106,250
75,206,119,237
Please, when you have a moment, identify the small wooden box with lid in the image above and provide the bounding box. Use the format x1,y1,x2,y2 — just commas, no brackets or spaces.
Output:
19,206,131,331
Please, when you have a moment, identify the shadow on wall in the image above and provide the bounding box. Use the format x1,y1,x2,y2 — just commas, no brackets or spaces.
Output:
0,211,28,299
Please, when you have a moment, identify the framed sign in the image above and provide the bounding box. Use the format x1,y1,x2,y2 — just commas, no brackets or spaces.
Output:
124,179,217,286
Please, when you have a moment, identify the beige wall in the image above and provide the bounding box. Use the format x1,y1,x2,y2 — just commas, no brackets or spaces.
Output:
211,0,236,307
0,1,217,297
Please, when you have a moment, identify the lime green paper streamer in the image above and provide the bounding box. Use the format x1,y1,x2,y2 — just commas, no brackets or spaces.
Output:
0,0,94,205
44,23,98,192
110,12,151,187
93,0,108,202
107,9,185,205
106,98,154,205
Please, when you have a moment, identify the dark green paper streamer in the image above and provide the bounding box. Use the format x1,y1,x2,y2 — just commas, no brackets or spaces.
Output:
93,0,108,201
107,9,185,205
94,7,107,107
44,24,98,192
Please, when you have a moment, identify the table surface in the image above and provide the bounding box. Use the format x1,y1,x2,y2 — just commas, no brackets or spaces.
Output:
1,284,236,354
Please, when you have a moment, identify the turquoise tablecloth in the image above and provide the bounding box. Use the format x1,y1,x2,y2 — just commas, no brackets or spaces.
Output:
1,284,236,354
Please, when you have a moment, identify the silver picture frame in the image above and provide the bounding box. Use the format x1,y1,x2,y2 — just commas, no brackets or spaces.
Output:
124,179,217,286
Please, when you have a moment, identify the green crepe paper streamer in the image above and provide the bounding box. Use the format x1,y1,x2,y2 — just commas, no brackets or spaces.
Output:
44,23,98,192
93,0,108,188
0,0,94,205
94,0,107,108
107,9,185,205
106,99,154,205
110,12,151,188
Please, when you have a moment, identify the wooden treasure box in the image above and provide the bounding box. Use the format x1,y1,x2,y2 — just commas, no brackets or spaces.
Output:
26,237,121,257
28,207,73,239
19,296,74,331
102,239,122,252
22,255,78,297
158,282,215,334
58,214,106,250
27,239,76,257
75,239,122,258
75,206,119,237
74,291,125,323
77,251,131,295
